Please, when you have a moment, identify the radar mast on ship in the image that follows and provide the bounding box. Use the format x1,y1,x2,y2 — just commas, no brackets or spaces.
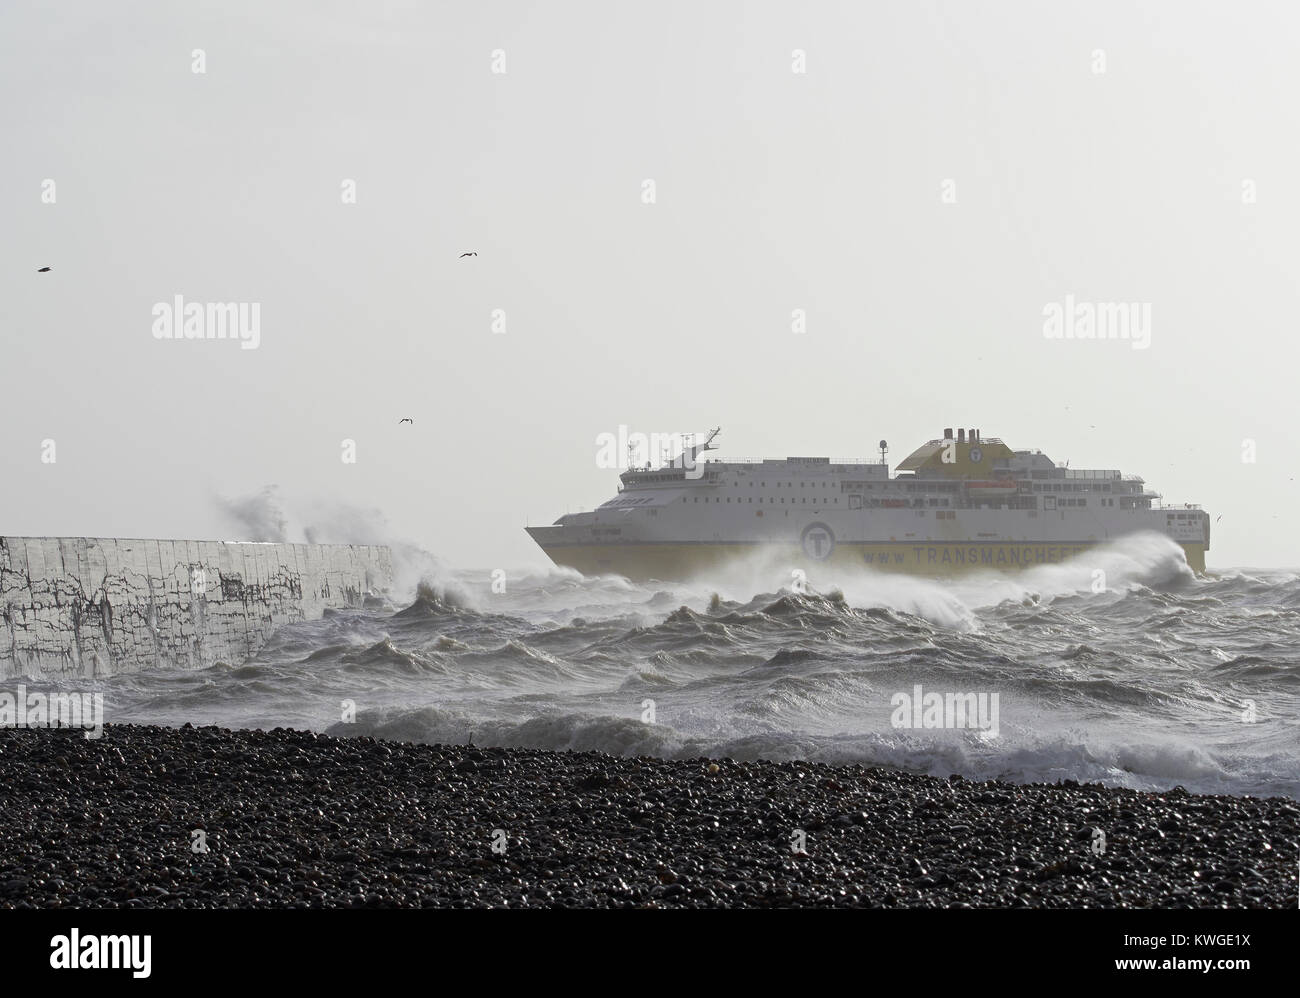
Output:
677,426,721,470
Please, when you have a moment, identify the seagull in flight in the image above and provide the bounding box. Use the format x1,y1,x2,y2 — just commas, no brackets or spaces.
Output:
37,267,51,273
399,418,413,425
459,251,477,258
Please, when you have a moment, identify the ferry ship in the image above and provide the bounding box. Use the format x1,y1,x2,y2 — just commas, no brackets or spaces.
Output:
526,427,1210,580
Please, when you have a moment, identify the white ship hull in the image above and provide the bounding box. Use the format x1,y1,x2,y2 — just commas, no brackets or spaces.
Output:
528,508,1209,580
528,428,1210,580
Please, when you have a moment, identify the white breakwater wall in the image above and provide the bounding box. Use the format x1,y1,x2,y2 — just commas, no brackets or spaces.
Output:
0,537,393,679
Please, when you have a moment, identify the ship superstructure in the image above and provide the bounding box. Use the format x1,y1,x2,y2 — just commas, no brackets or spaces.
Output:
526,427,1210,580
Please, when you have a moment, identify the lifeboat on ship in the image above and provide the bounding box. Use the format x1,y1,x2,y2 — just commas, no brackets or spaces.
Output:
965,480,1017,495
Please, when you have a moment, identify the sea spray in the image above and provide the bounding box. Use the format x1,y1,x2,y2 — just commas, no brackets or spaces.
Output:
99,537,1300,799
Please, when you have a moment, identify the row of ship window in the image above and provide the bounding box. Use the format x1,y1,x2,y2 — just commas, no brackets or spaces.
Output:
703,480,1136,495
681,496,1111,507
1032,482,1126,492
604,489,1136,509
728,481,835,487
688,496,841,504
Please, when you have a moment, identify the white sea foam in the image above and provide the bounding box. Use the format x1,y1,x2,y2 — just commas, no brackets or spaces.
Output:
103,532,1300,799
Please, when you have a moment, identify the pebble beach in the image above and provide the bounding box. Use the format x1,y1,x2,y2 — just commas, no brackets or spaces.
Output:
0,723,1294,909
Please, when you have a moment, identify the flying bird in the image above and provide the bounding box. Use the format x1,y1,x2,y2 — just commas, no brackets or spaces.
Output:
36,267,50,273
1216,515,1223,523
459,252,477,258
399,418,413,425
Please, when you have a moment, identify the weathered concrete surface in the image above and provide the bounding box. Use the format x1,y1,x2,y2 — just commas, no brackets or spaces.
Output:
0,537,392,678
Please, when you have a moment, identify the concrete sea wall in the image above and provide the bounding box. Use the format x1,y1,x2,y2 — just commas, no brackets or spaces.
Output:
0,537,393,679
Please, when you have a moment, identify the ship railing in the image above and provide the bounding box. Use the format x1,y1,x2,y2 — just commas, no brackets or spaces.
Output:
699,457,884,467
1063,469,1122,479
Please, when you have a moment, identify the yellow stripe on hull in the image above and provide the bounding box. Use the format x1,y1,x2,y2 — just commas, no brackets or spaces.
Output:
536,541,1208,581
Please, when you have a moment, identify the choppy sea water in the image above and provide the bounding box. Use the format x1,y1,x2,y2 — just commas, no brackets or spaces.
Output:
100,532,1300,799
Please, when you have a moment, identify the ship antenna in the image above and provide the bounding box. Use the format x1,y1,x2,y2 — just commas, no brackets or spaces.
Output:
878,439,889,465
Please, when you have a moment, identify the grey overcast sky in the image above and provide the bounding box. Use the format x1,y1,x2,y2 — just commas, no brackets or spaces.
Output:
2,0,1297,569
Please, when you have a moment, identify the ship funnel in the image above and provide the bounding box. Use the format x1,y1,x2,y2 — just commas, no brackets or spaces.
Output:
957,429,966,443
943,427,953,440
